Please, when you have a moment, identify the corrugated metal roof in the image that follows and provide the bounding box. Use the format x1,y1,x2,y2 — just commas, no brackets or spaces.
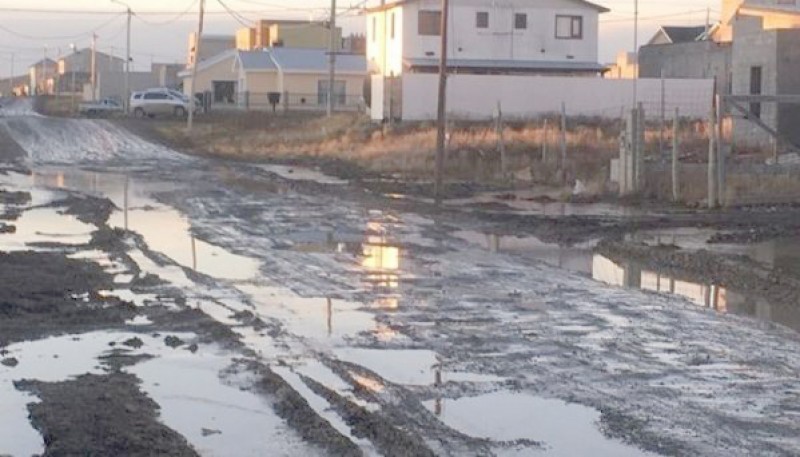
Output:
405,58,605,72
661,26,707,44
238,48,367,74
237,50,279,71
368,0,609,13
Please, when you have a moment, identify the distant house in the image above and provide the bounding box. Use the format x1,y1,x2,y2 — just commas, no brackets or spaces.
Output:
236,19,342,51
57,49,126,94
233,48,366,110
637,24,732,93
188,34,235,67
365,0,609,77
179,47,367,110
28,59,57,95
605,51,638,79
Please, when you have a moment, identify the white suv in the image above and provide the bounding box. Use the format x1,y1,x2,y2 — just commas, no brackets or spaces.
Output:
130,89,193,118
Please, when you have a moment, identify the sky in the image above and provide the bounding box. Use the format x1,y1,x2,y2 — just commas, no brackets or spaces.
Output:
0,0,720,76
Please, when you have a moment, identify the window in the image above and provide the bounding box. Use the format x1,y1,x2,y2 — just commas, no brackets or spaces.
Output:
143,92,168,100
556,15,583,39
476,11,489,29
750,66,763,119
515,13,527,30
372,16,377,42
318,80,346,106
418,10,442,36
391,12,396,39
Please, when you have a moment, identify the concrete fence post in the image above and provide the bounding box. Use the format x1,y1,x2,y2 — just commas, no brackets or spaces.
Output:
636,103,645,192
560,102,567,181
283,90,289,113
541,119,549,163
244,91,250,111
672,107,680,202
496,101,507,180
708,98,718,208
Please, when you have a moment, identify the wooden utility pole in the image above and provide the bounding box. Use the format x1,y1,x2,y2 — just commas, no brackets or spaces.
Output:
560,102,567,171
90,34,97,101
434,0,449,205
327,0,337,117
632,0,639,107
8,53,13,96
187,0,205,131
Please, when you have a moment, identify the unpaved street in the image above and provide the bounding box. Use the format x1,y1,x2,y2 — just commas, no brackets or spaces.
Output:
1,98,799,456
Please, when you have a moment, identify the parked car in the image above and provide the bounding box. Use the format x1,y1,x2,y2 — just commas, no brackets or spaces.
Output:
130,90,195,119
78,98,123,118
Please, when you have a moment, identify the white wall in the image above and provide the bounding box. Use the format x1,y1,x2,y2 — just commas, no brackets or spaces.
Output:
367,0,603,77
388,74,714,121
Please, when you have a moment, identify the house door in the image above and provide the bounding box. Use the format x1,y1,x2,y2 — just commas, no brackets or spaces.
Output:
213,81,236,104
750,66,762,119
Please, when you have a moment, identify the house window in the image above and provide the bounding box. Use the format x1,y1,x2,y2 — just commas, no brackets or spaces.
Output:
750,66,763,119
556,15,583,39
515,13,527,30
318,80,346,106
372,16,377,42
391,12,396,39
418,10,442,36
476,12,489,29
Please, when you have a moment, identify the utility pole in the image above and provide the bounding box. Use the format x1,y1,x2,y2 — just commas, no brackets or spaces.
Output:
91,33,97,101
187,0,205,131
41,46,47,95
327,0,337,117
434,0,449,205
125,6,131,113
632,0,638,107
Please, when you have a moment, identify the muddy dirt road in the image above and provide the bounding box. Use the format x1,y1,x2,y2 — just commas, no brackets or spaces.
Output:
1,98,799,456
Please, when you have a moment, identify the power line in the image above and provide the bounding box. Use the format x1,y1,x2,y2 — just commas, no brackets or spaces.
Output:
134,0,199,26
0,13,124,40
216,0,255,27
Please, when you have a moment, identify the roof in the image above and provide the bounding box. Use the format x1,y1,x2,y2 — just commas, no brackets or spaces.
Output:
236,48,367,74
367,0,609,13
177,48,236,77
404,57,606,73
29,58,57,69
659,26,707,44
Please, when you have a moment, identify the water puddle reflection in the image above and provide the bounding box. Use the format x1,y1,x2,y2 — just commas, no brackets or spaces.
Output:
425,391,656,456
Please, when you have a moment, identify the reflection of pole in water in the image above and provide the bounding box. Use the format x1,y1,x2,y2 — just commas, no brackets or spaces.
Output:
191,236,197,271
434,356,443,416
326,297,333,336
123,175,129,231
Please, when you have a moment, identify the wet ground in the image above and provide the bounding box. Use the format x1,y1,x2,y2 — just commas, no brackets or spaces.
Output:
1,97,799,456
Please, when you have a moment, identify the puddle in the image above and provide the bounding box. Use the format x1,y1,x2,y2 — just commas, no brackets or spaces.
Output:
425,392,655,456
0,332,193,456
333,348,502,387
592,254,800,332
257,164,347,185
454,230,595,275
237,285,379,345
0,207,94,251
447,190,643,217
11,168,261,282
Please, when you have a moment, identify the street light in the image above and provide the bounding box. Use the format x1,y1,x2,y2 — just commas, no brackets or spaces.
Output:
111,0,132,113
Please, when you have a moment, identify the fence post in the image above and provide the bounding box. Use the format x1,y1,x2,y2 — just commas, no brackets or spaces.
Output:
560,102,567,179
708,97,718,208
660,68,666,155
716,94,725,206
244,91,250,111
672,107,680,202
541,118,548,163
619,128,628,196
283,90,289,113
496,101,507,179
636,102,645,192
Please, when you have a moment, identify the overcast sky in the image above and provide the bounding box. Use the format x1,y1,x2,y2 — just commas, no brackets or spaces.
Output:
0,0,719,76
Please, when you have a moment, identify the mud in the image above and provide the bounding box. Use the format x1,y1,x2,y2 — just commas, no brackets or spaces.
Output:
17,373,198,457
0,251,135,347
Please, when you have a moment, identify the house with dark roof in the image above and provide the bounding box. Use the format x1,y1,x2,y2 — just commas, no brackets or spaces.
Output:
647,26,708,46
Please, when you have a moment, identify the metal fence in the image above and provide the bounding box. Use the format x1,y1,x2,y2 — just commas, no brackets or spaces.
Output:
235,91,364,113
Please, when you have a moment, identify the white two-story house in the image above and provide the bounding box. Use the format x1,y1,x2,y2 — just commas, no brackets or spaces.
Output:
366,0,609,77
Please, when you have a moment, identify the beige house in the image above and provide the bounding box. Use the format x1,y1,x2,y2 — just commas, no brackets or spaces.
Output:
234,48,366,111
179,49,239,103
235,19,342,51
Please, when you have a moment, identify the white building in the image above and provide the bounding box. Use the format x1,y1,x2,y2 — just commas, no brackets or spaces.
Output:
365,0,609,77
